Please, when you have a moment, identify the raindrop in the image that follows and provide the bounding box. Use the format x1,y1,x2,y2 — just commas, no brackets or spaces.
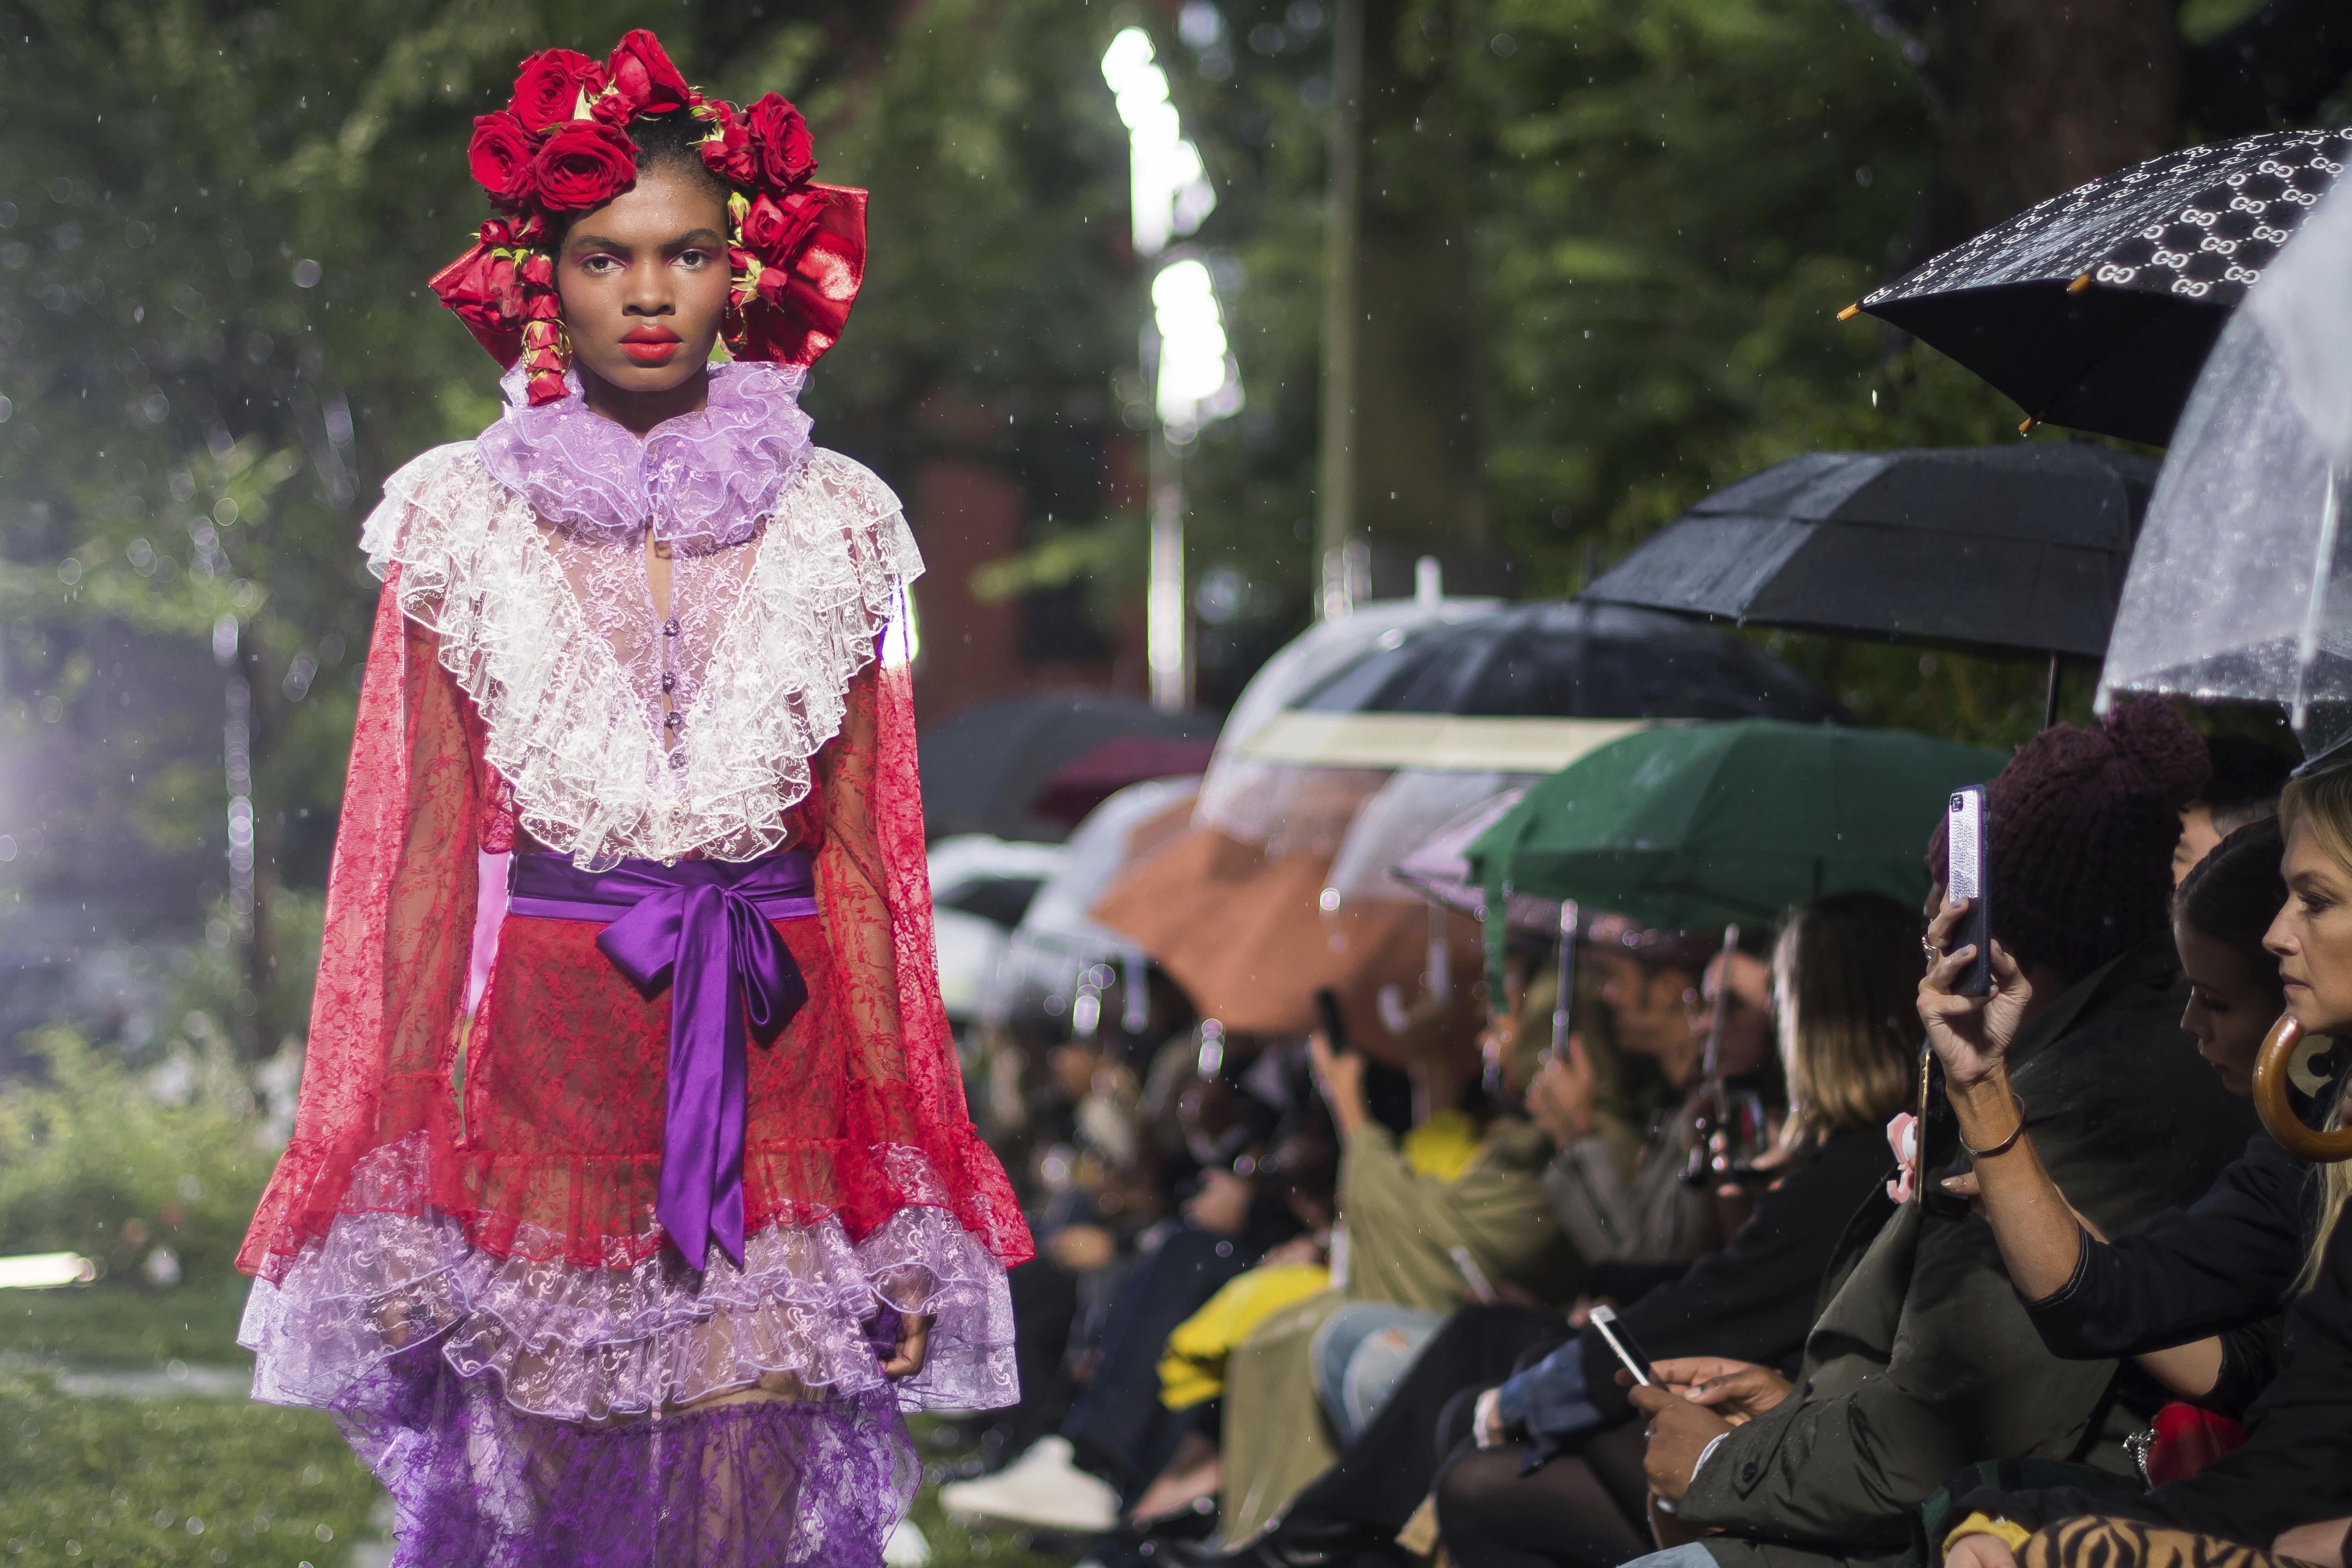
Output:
124,220,151,246
1491,32,1517,55
47,176,73,203
56,557,81,585
1249,22,1284,53
1287,0,1323,29
0,395,12,423
0,202,15,227
0,836,16,862
212,495,239,526
291,258,322,288
140,391,168,423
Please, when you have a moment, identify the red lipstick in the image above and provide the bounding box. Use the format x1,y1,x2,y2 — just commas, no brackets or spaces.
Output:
620,323,682,364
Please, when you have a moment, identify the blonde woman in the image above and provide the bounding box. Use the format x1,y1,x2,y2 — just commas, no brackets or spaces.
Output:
1924,771,2352,1568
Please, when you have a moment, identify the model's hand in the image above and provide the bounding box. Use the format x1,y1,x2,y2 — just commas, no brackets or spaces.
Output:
1473,1386,1509,1448
1945,1534,2021,1568
878,1312,933,1379
1919,896,2031,1092
1629,1383,1731,1504
1525,1035,1599,1144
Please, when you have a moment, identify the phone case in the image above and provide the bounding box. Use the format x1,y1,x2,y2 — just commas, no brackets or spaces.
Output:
1946,786,1992,998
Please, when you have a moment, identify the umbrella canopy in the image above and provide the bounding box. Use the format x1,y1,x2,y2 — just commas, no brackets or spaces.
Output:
2097,171,2352,758
1584,445,2155,659
1031,735,1217,827
1097,601,1844,1055
1850,129,2348,446
1389,786,1565,934
1216,599,1844,785
918,691,1219,842
1467,721,2007,938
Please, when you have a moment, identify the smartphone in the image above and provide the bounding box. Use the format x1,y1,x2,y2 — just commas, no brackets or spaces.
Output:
1313,986,1349,1054
1587,1303,1655,1388
1449,1246,1498,1305
1946,785,1992,998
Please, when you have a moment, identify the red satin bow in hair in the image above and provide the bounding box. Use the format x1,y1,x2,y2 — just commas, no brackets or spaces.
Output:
427,27,868,404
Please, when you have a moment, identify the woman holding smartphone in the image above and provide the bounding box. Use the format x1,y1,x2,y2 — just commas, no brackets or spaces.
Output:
1922,779,2352,1568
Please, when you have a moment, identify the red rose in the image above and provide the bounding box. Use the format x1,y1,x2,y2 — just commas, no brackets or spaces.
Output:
738,188,826,265
698,102,756,185
531,121,638,212
743,93,817,192
429,239,524,357
508,48,606,133
606,28,692,117
519,252,553,289
467,113,538,211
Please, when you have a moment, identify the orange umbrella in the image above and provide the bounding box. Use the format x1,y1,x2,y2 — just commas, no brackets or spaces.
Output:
1089,823,1486,1064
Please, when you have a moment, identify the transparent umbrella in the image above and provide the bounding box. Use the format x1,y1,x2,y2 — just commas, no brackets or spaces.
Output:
2098,173,2352,758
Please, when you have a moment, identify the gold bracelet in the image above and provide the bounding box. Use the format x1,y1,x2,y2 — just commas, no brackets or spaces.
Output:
1960,1093,2028,1159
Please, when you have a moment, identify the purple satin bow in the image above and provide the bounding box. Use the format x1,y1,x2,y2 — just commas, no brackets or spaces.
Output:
508,851,819,1271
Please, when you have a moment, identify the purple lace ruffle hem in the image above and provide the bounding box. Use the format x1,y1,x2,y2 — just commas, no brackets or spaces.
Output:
342,1339,917,1568
478,359,816,547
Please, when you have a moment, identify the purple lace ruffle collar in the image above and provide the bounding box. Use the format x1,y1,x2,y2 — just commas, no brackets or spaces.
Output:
477,360,815,548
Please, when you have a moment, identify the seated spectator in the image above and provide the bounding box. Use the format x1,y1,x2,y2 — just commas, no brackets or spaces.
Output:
1541,919,1745,1271
1240,890,1913,1568
2173,734,2294,885
1620,699,2256,1568
1423,891,1925,1568
1927,770,2352,1568
1211,978,1589,1545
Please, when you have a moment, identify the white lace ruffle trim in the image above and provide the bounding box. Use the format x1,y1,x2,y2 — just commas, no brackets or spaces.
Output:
361,442,922,869
240,1136,1016,1422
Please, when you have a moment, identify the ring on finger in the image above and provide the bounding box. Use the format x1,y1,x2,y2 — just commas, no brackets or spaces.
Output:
1922,936,1943,965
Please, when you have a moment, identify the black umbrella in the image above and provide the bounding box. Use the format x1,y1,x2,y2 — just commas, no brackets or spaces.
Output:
1287,600,1847,723
917,692,1219,842
1584,444,2156,670
1848,128,2348,446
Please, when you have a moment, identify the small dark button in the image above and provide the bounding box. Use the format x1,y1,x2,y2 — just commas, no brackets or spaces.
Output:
662,618,680,637
1741,1461,1758,1482
664,712,682,730
660,672,676,692
667,749,687,769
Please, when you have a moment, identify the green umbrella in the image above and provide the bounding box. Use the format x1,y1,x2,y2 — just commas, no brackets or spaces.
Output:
1467,719,2006,992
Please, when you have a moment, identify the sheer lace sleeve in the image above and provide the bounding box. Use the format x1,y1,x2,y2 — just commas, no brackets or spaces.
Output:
237,571,483,1283
802,657,1033,1271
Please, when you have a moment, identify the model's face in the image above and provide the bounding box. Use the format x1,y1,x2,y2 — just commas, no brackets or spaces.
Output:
2174,804,2222,887
2175,916,2282,1096
555,164,731,395
2266,820,2352,1035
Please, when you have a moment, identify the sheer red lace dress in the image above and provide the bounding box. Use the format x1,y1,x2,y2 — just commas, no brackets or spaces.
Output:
235,362,1029,1568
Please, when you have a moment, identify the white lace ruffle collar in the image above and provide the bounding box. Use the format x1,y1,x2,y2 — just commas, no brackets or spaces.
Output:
361,442,920,868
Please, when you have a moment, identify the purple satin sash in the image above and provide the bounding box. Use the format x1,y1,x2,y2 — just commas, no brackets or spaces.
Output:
507,850,819,1271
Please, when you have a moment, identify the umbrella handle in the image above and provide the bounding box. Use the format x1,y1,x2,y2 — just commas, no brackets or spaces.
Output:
2253,1013,2352,1163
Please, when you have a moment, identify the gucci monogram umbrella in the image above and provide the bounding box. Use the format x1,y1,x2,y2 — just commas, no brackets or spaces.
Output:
1847,129,2348,447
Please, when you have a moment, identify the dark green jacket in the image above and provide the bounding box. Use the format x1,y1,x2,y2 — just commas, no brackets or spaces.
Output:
1683,933,2258,1568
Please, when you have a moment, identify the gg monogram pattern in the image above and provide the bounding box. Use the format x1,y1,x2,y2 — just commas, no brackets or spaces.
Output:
1865,129,2349,309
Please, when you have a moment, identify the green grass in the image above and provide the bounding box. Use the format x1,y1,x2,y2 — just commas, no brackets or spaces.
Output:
0,1368,381,1567
0,1281,252,1368
0,1286,1078,1568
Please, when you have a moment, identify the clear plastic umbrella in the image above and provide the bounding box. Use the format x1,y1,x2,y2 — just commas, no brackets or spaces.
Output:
2098,173,2352,757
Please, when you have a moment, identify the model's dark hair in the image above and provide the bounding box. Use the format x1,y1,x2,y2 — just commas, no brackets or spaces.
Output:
2175,815,2288,982
548,112,730,245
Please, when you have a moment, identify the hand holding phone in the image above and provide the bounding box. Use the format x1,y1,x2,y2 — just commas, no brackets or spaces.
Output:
1946,787,1992,998
1588,1303,1654,1389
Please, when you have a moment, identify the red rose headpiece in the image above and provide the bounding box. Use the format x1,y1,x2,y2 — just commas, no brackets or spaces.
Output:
427,29,866,406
